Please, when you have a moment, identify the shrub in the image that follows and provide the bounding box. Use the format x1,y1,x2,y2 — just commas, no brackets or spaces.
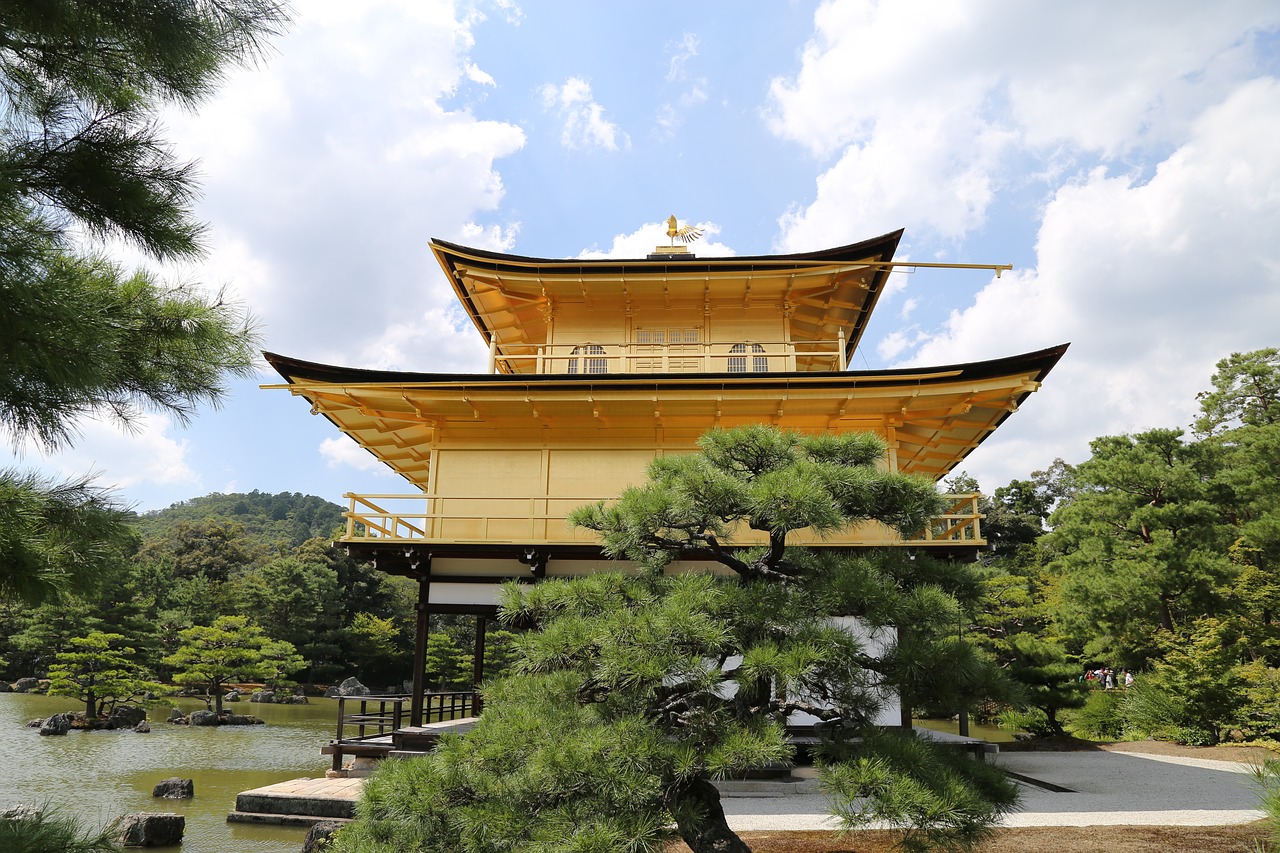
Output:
997,707,1054,737
0,805,121,853
1068,689,1126,740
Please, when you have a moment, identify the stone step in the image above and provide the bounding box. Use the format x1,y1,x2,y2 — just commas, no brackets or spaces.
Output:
232,777,363,821
226,811,351,827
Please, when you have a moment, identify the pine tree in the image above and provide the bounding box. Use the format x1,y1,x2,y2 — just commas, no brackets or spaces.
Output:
0,1,290,603
46,631,161,718
163,615,301,713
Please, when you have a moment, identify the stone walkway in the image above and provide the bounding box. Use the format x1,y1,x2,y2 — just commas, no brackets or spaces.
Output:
230,748,1269,831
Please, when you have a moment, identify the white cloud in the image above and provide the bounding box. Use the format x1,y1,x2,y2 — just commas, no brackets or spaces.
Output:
576,220,735,260
319,436,399,474
152,1,526,372
766,1,1280,249
538,77,630,151
909,77,1280,487
666,33,699,83
18,415,199,496
774,103,1013,249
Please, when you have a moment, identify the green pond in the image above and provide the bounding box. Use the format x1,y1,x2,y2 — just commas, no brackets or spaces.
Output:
914,717,1018,743
1,692,339,852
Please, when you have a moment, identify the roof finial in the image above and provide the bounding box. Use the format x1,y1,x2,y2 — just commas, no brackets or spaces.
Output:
666,214,703,247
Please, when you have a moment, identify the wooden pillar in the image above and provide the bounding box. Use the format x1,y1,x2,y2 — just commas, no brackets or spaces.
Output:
472,615,487,715
410,572,431,727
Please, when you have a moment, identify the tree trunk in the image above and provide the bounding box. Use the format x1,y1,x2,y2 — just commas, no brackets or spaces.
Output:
670,777,752,853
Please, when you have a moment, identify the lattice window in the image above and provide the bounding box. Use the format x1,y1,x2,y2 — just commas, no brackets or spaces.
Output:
634,329,701,372
567,344,607,374
728,343,768,373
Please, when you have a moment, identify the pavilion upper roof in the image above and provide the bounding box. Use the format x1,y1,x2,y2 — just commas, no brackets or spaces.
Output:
429,230,903,369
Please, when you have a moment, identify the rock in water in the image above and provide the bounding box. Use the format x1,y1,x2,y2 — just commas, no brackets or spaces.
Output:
110,812,184,847
302,820,345,852
38,712,72,736
106,706,148,730
250,690,275,703
152,778,194,799
188,710,217,726
337,676,370,696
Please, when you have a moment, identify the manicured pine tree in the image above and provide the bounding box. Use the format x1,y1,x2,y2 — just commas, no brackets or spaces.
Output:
47,631,162,719
163,615,302,714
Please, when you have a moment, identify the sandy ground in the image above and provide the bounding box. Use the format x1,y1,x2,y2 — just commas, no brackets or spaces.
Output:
716,741,1273,833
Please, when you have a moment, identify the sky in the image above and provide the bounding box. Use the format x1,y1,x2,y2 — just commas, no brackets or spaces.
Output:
11,0,1280,513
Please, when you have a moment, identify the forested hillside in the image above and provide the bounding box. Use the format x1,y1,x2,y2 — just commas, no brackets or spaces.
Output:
0,491,423,689
130,490,346,552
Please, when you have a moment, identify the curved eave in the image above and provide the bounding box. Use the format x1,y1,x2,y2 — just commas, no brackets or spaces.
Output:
264,343,1067,485
429,231,903,361
264,342,1064,390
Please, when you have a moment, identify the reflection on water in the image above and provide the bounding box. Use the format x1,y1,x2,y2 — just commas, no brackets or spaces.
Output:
2,692,338,852
914,717,1018,743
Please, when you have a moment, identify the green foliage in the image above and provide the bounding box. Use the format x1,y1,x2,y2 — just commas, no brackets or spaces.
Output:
346,613,399,682
0,0,288,616
0,256,260,449
0,491,412,686
46,631,161,718
0,0,291,259
1138,618,1249,745
332,672,674,853
1068,689,1126,740
162,615,302,712
0,471,135,605
1196,348,1280,435
131,491,345,551
1251,758,1280,851
996,707,1054,738
233,556,339,649
0,805,121,853
820,728,1018,852
1048,428,1233,665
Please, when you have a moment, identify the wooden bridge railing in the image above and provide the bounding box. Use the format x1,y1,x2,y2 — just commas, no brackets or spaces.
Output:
330,690,479,772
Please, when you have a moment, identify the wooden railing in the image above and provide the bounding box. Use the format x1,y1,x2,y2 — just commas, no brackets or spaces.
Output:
330,691,478,771
334,691,477,745
490,338,846,374
342,493,984,548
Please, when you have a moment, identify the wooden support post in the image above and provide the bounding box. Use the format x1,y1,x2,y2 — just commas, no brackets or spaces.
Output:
472,615,487,715
410,572,431,727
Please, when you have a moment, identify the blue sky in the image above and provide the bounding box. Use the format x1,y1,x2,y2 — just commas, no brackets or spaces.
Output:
11,1,1280,513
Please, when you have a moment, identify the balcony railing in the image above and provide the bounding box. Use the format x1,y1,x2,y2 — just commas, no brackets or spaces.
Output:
488,337,847,375
343,492,983,549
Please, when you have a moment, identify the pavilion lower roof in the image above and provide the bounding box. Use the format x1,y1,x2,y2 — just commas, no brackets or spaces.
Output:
263,344,1068,485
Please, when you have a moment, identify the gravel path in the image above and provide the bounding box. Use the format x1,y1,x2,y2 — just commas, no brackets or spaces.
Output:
718,750,1266,832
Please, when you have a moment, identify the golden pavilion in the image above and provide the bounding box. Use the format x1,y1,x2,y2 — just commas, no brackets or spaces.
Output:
265,224,1066,733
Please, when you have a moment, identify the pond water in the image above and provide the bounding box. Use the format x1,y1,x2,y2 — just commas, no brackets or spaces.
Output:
914,717,1018,743
1,692,339,852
